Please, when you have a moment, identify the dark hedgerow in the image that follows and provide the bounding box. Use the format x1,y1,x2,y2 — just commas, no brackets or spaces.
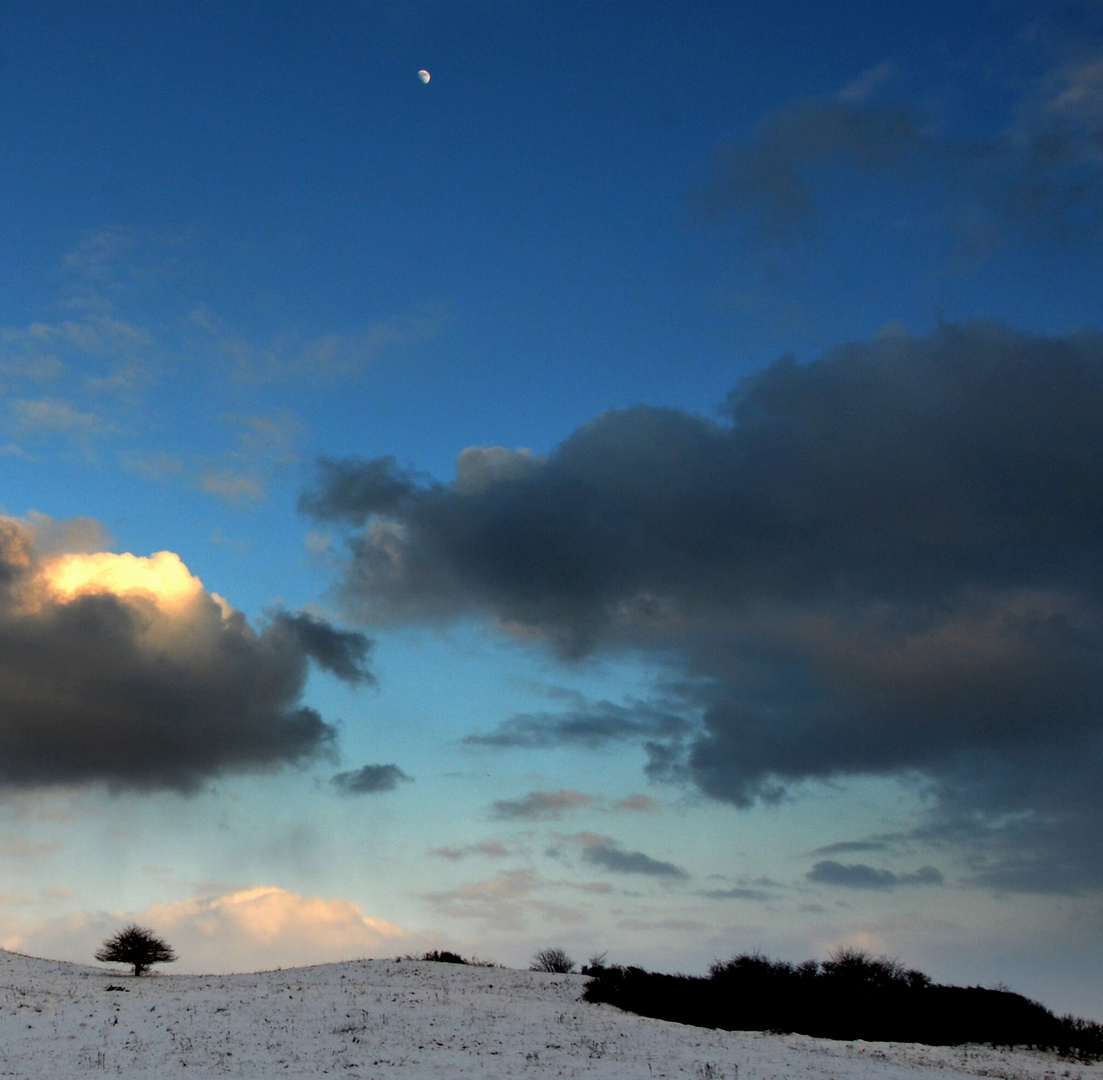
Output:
419,950,469,964
582,949,1103,1060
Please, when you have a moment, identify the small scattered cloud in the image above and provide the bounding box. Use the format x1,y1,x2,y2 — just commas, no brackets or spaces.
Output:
429,840,510,861
330,764,411,796
837,60,898,104
489,789,595,821
189,302,446,383
577,833,688,879
701,886,775,901
0,835,63,859
611,795,660,813
224,410,304,467
808,840,889,857
120,450,186,481
422,869,546,931
465,699,693,751
9,398,114,438
197,469,265,504
807,861,944,890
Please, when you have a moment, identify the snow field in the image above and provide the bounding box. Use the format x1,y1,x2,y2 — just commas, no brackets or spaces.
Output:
0,950,1098,1080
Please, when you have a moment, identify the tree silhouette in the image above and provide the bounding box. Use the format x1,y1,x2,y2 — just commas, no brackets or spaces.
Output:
530,946,575,973
95,924,177,976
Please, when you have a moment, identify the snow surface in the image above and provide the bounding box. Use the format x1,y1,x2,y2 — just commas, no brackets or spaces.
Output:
0,949,1098,1079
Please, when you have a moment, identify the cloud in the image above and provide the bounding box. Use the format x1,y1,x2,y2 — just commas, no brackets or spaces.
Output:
145,887,409,970
490,789,595,821
429,840,510,861
611,795,659,813
197,469,265,503
701,887,775,902
9,398,114,438
330,764,411,795
303,323,1103,891
0,515,373,792
3,886,413,974
421,869,544,931
225,410,304,467
465,698,693,750
577,833,688,879
278,612,375,685
298,455,422,524
120,450,186,481
692,51,1103,252
807,861,944,890
809,841,889,856
189,302,446,383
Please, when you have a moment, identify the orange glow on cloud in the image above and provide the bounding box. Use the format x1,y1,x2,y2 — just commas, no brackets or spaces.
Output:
140,887,410,970
40,549,232,619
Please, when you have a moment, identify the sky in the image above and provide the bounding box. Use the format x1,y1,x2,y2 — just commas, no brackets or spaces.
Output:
1,0,1103,1018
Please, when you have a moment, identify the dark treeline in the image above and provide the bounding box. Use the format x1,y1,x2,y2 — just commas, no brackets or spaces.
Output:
582,949,1103,1060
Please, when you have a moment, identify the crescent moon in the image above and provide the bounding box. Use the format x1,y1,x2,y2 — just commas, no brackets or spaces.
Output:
418,69,431,84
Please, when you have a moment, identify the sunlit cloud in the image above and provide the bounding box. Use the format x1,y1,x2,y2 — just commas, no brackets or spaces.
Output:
1,886,416,974
0,515,372,792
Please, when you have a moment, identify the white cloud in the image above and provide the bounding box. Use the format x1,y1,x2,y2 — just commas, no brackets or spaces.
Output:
9,397,113,437
197,468,265,503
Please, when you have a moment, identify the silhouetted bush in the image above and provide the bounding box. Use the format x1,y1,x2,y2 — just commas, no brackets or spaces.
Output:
419,950,469,964
583,948,1102,1059
530,946,576,973
581,951,609,975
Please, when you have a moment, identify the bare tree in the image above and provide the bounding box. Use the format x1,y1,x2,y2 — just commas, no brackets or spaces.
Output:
95,924,177,976
530,946,575,973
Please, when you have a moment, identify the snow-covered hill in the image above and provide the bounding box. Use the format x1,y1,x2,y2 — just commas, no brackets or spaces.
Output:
0,949,1097,1079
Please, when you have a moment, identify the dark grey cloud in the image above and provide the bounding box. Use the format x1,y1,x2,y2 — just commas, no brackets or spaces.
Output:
0,519,372,793
273,611,375,686
464,698,692,750
490,789,594,821
330,763,411,795
692,71,1103,251
579,834,688,879
809,841,888,857
701,887,775,902
298,456,419,523
303,323,1103,890
694,98,930,241
807,861,944,890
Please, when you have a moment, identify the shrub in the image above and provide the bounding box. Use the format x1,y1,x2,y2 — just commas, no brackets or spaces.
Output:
420,950,468,964
530,946,576,973
581,950,609,975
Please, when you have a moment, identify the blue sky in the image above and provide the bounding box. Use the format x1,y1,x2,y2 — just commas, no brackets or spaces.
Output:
2,0,1103,1017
